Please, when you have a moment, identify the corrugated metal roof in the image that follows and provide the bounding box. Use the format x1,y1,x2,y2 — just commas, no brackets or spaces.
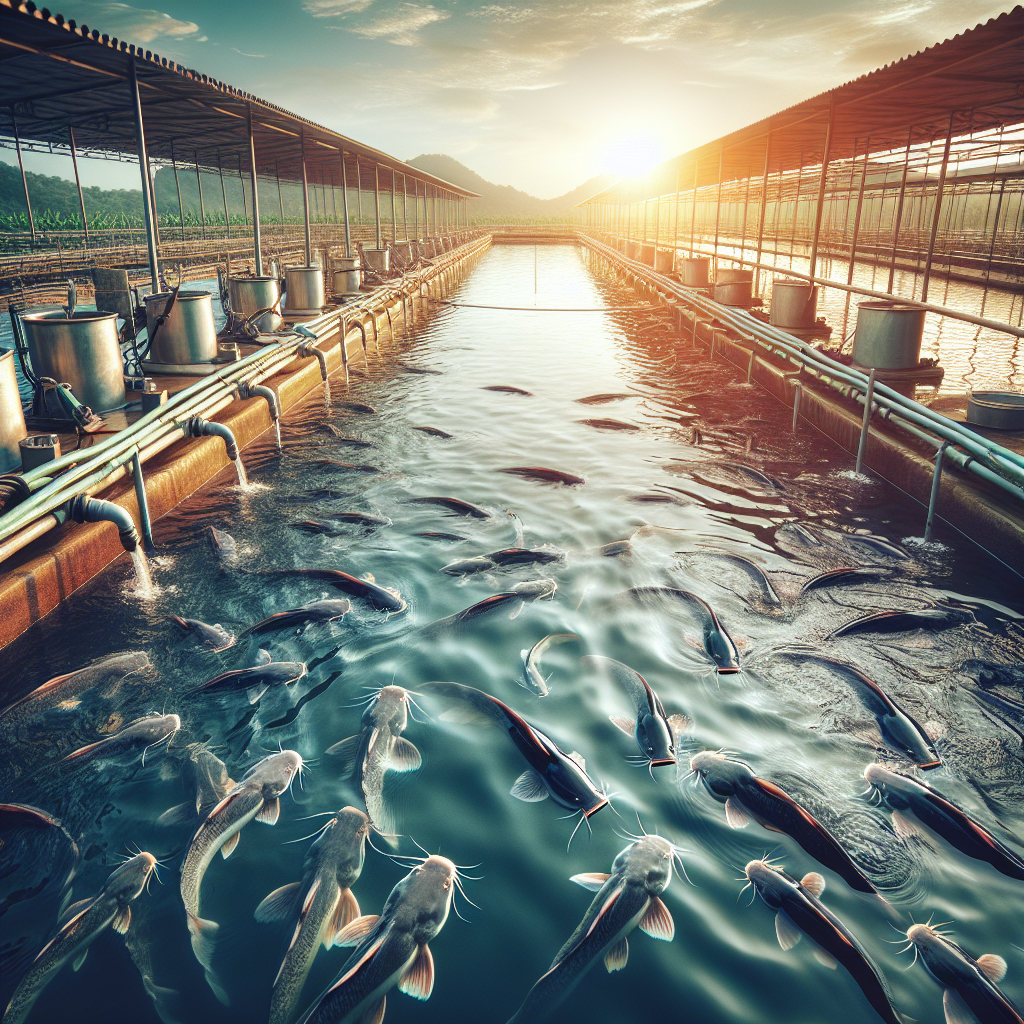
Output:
0,0,480,197
580,6,1024,204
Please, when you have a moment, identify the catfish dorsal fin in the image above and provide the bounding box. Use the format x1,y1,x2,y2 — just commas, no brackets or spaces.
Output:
801,872,826,899
397,944,434,1000
569,872,610,891
335,914,380,947
638,896,674,941
976,953,1007,983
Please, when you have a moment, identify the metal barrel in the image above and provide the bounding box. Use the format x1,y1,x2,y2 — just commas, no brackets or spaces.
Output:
362,248,390,274
852,301,926,369
144,290,218,363
229,276,283,332
770,278,818,329
678,257,710,287
654,249,674,273
713,269,753,307
966,391,1024,430
284,266,326,314
21,310,126,412
0,349,28,472
332,255,362,295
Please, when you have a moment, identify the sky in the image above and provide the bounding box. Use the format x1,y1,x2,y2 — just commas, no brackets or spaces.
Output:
2,0,1016,197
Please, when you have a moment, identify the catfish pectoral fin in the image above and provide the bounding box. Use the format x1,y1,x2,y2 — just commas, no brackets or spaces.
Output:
361,996,386,1024
112,906,131,934
639,897,674,941
221,833,241,859
397,944,434,1000
325,889,361,948
569,872,610,891
605,937,629,972
254,881,302,923
775,911,801,950
388,737,422,772
942,988,976,1024
725,797,751,828
73,949,89,971
325,735,361,778
256,798,280,825
335,914,380,947
609,715,634,736
511,770,549,802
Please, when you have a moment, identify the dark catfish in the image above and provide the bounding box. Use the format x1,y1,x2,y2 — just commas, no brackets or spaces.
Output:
247,599,352,635
828,606,973,639
501,466,585,486
628,587,740,672
409,496,490,518
170,616,235,652
263,569,406,614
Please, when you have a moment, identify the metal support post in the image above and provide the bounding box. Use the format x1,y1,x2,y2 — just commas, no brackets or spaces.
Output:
299,130,312,265
10,109,35,241
69,125,89,244
374,164,382,249
356,159,363,225
808,97,835,280
846,139,869,286
413,178,419,238
129,450,155,555
791,382,802,431
712,148,724,273
340,149,352,256
402,174,408,241
924,442,950,541
217,148,230,239
886,127,913,294
247,105,262,273
854,368,876,474
238,154,249,226
195,152,207,240
753,132,771,294
920,113,955,304
689,159,698,255
170,139,184,241
391,168,398,243
275,161,284,232
128,58,160,291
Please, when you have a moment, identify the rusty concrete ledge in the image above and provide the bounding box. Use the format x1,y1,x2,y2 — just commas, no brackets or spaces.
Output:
0,238,492,650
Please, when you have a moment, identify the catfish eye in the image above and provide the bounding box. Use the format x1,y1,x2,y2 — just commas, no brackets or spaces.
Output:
443,879,451,890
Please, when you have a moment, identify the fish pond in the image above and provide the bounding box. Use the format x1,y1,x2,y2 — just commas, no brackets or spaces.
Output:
2,243,1024,1024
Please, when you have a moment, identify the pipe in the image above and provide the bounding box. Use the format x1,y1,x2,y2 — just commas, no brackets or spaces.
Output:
237,381,279,423
185,416,239,462
925,442,950,542
129,450,155,555
297,340,328,382
128,58,160,291
68,495,139,553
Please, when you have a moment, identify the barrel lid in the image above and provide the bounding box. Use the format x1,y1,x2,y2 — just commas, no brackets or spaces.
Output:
21,309,118,322
145,290,211,302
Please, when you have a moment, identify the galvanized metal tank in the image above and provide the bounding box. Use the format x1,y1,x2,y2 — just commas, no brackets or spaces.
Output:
284,266,326,314
362,248,390,275
0,349,28,472
770,278,818,329
678,257,710,287
654,249,674,273
332,255,362,296
713,269,753,307
966,391,1024,430
22,310,126,411
638,244,655,266
144,290,217,364
852,302,926,369
19,433,60,471
229,276,282,333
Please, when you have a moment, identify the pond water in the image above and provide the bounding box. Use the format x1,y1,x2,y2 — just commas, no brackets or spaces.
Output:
2,243,1023,1024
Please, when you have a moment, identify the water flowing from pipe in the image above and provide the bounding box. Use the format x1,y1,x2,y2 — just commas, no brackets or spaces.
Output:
129,547,154,597
274,421,282,450
232,456,249,488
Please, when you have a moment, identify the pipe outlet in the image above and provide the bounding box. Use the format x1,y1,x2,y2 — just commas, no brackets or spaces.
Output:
297,341,328,382
68,494,139,553
184,416,240,462
237,382,280,422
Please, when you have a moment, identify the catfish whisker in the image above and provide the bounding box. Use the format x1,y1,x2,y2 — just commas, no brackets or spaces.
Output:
283,820,335,845
566,812,588,851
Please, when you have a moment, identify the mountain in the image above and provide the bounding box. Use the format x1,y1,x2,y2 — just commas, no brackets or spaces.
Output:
405,154,613,221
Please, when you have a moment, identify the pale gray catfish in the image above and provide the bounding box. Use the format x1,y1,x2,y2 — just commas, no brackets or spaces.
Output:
2,852,156,1024
508,835,680,1023
157,744,237,828
520,634,579,697
296,854,459,1024
180,750,302,979
325,687,422,843
59,713,181,767
256,806,370,1024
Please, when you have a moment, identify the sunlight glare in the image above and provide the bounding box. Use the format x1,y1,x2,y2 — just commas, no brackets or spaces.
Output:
600,131,665,179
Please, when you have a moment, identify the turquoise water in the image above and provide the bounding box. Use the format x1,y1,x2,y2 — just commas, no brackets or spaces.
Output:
2,243,1023,1024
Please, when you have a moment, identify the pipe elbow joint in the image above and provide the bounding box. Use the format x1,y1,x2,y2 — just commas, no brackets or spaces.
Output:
237,381,280,422
185,416,240,462
68,494,139,553
297,341,328,382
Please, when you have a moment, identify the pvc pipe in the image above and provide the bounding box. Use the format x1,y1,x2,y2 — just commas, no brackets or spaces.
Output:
237,382,279,422
855,368,876,475
68,494,140,553
129,450,155,555
186,417,239,462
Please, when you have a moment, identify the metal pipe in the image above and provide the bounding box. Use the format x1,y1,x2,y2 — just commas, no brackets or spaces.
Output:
170,138,184,242
276,160,285,230
920,113,954,304
340,149,352,257
217,147,230,239
195,151,206,240
68,494,139,553
391,167,398,243
924,441,950,541
236,381,279,423
886,127,913,294
791,382,802,431
297,339,327,381
247,104,263,274
128,58,160,291
185,416,239,462
855,367,876,474
69,125,89,245
808,97,835,281
753,132,771,295
300,129,312,265
374,164,382,249
129,450,155,555
238,153,249,227
10,108,35,242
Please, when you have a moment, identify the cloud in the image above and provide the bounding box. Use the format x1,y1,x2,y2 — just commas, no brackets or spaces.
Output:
347,3,450,45
302,0,374,16
231,47,266,57
74,1,199,43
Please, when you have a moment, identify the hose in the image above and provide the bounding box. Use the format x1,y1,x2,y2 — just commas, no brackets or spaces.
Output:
184,416,240,462
67,494,139,553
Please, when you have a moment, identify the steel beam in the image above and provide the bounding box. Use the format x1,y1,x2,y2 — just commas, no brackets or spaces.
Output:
247,104,262,273
69,124,89,244
299,129,312,264
128,58,160,291
807,97,835,280
920,113,955,303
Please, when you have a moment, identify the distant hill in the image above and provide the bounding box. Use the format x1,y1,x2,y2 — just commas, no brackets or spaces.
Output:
405,155,613,221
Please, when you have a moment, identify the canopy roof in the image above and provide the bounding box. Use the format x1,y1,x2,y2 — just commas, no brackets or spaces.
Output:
581,6,1024,203
0,0,479,197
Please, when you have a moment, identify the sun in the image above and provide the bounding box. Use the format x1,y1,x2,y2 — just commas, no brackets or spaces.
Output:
599,131,665,179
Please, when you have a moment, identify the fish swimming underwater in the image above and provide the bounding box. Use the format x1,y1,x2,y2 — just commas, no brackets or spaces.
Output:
800,568,893,594
207,526,238,566
828,605,974,639
158,744,237,827
627,587,741,672
577,418,639,431
170,616,235,652
256,806,370,1024
247,600,352,635
441,548,563,576
905,921,1023,1024
419,681,607,825
864,763,1024,880
743,860,904,1024
411,425,453,439
689,751,881,897
325,687,422,841
500,466,585,486
189,658,307,703
580,655,689,769
508,835,681,1024
520,634,579,697
409,496,490,518
263,569,407,614
180,751,302,977
2,852,157,1024
297,854,461,1024
483,385,532,395
59,713,181,767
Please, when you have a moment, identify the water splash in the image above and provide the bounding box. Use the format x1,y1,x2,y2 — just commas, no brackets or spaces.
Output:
129,547,156,599
232,456,249,488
